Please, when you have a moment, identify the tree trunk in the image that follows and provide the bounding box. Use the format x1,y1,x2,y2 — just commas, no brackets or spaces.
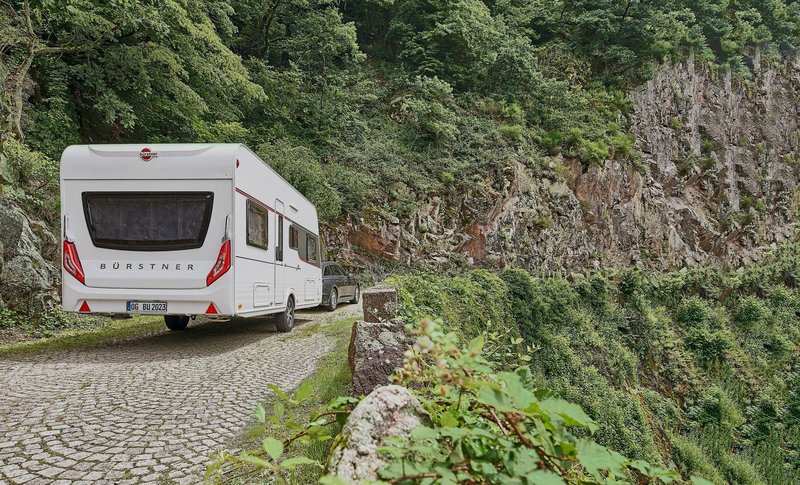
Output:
258,0,284,58
9,0,38,142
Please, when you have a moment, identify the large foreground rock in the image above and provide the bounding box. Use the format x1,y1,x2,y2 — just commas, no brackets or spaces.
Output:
0,198,59,314
349,319,414,396
329,385,428,482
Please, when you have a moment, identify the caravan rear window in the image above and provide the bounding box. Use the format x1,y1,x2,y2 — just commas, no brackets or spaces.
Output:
83,192,214,251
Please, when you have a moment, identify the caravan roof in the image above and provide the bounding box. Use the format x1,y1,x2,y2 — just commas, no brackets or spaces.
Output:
61,144,242,180
60,143,317,212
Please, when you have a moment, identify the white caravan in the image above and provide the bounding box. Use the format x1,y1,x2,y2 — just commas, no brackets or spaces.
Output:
60,144,322,332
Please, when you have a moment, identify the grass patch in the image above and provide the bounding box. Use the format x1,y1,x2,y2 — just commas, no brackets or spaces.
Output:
0,315,164,357
219,315,359,483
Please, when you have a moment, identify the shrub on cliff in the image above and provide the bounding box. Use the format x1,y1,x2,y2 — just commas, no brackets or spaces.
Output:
389,270,527,366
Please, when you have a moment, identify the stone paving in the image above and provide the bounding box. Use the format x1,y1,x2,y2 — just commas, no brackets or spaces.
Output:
0,303,361,485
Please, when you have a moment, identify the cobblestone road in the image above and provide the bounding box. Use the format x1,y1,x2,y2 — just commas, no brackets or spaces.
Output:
0,303,361,485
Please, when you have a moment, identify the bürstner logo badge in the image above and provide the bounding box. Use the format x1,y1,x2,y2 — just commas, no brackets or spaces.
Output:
139,148,158,161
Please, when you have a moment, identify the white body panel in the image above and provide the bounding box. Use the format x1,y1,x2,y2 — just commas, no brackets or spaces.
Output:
60,144,322,317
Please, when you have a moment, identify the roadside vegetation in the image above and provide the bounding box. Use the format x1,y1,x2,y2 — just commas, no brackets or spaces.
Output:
208,316,359,483
213,244,800,483
0,312,164,355
389,244,800,484
209,316,686,484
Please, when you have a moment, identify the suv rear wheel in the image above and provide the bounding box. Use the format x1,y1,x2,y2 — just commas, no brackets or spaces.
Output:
164,315,189,331
275,296,295,333
350,285,360,304
326,288,338,312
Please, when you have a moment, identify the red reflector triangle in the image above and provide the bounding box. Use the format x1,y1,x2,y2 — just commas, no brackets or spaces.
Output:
78,301,91,312
205,303,218,315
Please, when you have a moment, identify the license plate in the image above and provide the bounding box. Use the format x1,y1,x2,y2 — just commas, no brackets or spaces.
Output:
126,301,167,314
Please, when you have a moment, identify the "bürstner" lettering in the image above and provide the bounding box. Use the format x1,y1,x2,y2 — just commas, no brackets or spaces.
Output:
99,263,195,271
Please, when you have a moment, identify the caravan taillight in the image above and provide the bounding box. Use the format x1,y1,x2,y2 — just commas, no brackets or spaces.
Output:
206,240,231,286
63,240,85,285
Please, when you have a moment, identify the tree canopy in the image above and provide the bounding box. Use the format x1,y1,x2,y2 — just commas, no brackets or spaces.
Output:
1,0,798,221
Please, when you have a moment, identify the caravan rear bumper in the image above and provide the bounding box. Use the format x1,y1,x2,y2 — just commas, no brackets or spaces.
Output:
62,272,233,316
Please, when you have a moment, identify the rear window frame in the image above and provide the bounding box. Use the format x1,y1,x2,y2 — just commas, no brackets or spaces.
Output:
82,191,214,251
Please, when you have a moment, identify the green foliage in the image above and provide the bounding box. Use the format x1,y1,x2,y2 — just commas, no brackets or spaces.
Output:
207,317,358,483
3,138,60,222
0,307,114,340
205,248,800,483
212,318,679,484
207,379,340,482
671,435,725,484
392,271,508,338
390,271,532,367
380,318,678,484
394,248,800,484
0,307,27,330
254,141,343,222
6,0,267,146
734,295,769,329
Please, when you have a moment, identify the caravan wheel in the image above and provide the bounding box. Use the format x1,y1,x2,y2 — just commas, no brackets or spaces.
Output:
275,296,295,333
164,315,190,331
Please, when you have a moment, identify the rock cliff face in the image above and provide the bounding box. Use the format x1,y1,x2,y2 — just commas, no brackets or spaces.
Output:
328,56,800,272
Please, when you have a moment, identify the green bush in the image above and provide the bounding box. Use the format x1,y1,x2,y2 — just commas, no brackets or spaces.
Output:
685,328,732,366
390,271,512,338
498,124,524,141
669,118,684,131
734,296,769,329
391,76,459,143
4,139,60,223
676,297,716,328
671,435,725,484
688,387,744,434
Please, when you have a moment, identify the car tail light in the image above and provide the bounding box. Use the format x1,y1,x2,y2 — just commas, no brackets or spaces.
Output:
206,240,231,286
63,240,85,285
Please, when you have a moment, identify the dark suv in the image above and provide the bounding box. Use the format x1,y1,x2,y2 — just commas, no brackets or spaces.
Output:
322,261,360,311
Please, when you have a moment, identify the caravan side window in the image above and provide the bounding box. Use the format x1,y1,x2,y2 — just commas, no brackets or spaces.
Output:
306,234,318,264
246,200,269,249
289,225,299,250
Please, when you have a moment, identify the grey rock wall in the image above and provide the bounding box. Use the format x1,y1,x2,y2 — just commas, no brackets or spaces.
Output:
0,198,59,314
327,57,800,272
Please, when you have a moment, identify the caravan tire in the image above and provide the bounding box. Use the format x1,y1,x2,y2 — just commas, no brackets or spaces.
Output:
350,285,360,304
276,296,295,333
164,315,190,331
326,289,338,312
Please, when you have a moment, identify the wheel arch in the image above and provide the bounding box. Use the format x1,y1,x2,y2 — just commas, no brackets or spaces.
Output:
284,287,296,305
328,285,338,301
